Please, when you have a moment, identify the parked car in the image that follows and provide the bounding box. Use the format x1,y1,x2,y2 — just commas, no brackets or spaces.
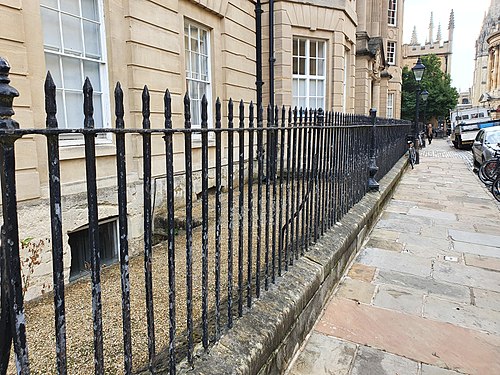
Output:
472,126,500,166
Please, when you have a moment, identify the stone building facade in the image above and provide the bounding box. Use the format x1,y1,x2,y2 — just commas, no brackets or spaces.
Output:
0,0,404,300
402,11,455,76
354,0,405,118
472,0,500,111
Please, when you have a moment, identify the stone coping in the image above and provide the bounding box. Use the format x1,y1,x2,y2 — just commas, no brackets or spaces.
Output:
176,157,407,375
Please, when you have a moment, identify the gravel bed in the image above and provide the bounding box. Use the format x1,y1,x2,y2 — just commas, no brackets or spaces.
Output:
8,178,307,374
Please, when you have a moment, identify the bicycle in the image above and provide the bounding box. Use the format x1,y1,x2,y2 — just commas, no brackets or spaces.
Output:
492,175,500,202
407,140,416,169
478,150,500,185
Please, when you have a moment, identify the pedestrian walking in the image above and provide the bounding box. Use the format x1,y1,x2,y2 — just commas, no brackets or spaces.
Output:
426,123,433,144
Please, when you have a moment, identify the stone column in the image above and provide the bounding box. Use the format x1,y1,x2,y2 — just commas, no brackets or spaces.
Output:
496,46,500,92
488,49,494,92
357,0,366,33
492,49,497,90
372,78,381,113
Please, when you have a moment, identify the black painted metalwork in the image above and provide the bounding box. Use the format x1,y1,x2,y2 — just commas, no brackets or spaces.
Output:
368,108,380,191
183,93,194,365
214,98,222,340
247,102,254,308
238,100,245,318
45,72,68,375
0,57,412,374
114,82,133,374
0,56,28,375
271,106,278,279
83,78,105,374
255,0,263,111
227,99,234,328
256,104,264,298
164,89,176,374
142,86,156,374
201,95,209,350
264,104,271,291
277,107,285,274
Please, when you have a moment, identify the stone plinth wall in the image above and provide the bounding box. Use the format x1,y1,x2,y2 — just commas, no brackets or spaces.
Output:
176,156,407,375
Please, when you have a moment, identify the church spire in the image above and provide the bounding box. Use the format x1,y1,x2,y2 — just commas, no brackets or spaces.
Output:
437,23,442,43
448,9,455,42
428,12,434,44
411,26,419,45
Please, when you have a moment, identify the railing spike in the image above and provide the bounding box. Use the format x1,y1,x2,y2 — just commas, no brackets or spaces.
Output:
114,82,124,129
83,77,94,129
164,89,172,129
184,92,191,127
45,72,58,129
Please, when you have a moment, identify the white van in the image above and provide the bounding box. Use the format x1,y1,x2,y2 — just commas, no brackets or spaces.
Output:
449,107,499,149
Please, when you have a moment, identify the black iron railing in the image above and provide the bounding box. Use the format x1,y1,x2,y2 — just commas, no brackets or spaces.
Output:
0,57,411,374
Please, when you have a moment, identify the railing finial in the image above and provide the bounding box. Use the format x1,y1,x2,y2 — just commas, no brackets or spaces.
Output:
0,57,20,129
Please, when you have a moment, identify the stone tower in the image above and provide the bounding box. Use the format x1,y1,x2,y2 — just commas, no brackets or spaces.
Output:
402,10,454,76
410,26,418,45
472,0,500,105
428,12,434,44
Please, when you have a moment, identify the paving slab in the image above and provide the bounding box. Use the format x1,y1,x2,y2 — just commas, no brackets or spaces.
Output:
433,260,500,293
464,253,500,271
424,295,500,335
420,226,451,240
375,270,471,304
474,223,500,235
372,284,423,315
336,278,375,304
407,207,457,222
398,233,452,258
473,288,500,312
347,264,376,282
454,241,500,258
316,297,500,375
287,141,500,375
449,229,500,248
287,333,356,375
421,364,466,375
368,228,400,241
357,247,432,278
374,218,426,234
365,237,404,252
350,345,418,375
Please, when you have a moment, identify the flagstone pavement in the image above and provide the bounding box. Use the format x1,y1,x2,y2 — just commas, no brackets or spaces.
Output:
286,138,500,375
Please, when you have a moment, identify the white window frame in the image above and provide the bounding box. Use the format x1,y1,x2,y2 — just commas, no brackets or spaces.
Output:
387,41,396,65
292,38,326,111
343,47,349,113
184,20,213,130
388,0,397,26
40,0,111,145
387,93,394,118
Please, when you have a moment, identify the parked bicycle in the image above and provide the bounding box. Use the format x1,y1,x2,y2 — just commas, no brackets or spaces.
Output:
407,140,416,169
492,175,500,202
478,150,500,185
476,150,500,202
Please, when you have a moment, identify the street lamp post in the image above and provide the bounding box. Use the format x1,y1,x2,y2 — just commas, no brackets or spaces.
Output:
420,89,429,148
412,57,425,164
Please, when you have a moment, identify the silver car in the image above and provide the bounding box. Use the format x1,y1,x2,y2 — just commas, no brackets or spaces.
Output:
472,126,500,166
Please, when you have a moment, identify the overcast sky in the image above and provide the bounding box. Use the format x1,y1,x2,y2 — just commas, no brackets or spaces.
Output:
403,0,491,92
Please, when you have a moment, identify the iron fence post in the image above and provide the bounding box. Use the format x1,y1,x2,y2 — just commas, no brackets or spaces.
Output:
368,108,379,191
0,57,29,374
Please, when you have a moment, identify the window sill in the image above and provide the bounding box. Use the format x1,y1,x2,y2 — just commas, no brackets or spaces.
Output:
192,137,216,148
60,142,116,161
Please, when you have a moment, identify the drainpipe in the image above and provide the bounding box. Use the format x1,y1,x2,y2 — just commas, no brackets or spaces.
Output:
269,0,275,111
255,0,263,112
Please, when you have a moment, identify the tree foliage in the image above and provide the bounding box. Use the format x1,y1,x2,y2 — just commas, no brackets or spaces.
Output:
401,54,458,122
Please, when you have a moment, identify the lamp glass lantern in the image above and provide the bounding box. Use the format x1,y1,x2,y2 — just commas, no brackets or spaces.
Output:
412,57,426,82
421,89,429,102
